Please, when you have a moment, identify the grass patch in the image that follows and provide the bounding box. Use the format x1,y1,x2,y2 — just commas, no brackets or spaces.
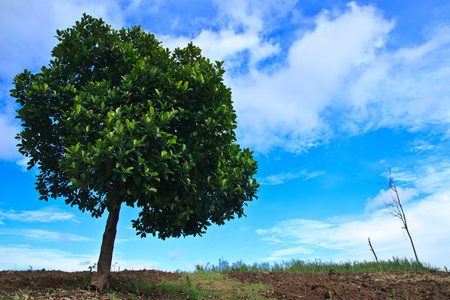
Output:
157,271,271,299
118,271,272,299
197,256,439,274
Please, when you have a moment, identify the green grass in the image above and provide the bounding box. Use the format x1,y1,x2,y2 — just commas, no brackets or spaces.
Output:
196,256,440,274
119,270,271,299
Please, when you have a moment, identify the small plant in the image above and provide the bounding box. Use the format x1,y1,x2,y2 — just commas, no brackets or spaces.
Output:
122,276,154,296
82,273,91,287
88,263,96,274
12,289,29,300
82,263,97,287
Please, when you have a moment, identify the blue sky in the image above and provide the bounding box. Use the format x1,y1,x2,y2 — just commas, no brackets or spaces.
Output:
1,0,450,272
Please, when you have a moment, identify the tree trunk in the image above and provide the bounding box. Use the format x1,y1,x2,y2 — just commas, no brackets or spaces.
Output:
90,205,121,291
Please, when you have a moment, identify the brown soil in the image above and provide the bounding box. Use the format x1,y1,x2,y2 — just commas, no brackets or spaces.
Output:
0,269,449,299
228,271,450,299
0,269,180,299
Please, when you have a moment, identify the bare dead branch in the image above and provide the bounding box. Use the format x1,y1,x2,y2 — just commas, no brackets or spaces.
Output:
368,237,378,263
382,169,419,264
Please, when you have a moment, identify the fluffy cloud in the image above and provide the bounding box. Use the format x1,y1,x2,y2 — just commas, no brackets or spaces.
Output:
3,1,450,158
256,191,450,268
231,2,450,153
157,0,288,71
344,26,450,134
232,2,395,152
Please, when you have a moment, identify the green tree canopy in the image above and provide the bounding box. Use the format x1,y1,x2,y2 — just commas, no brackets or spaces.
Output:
12,14,259,290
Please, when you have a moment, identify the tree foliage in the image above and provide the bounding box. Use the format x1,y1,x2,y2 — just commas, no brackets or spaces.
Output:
12,14,259,240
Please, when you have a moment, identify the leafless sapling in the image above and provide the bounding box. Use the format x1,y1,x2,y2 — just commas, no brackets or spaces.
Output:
383,170,420,264
368,237,379,263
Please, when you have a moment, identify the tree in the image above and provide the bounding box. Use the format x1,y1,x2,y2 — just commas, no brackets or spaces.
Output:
383,170,419,264
12,14,259,291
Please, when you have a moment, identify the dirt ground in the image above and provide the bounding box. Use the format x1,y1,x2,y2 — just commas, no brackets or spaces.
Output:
228,270,450,299
0,269,449,299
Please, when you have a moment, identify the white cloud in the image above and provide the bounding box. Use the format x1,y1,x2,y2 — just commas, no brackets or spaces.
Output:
257,165,450,268
158,0,283,71
345,25,450,134
0,83,21,162
391,161,450,195
365,187,419,212
407,138,436,153
4,1,450,157
233,2,395,152
0,0,127,166
259,169,325,185
0,0,126,81
226,2,450,154
256,192,450,268
0,111,21,162
0,245,159,271
0,229,92,243
0,245,95,271
0,207,77,223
